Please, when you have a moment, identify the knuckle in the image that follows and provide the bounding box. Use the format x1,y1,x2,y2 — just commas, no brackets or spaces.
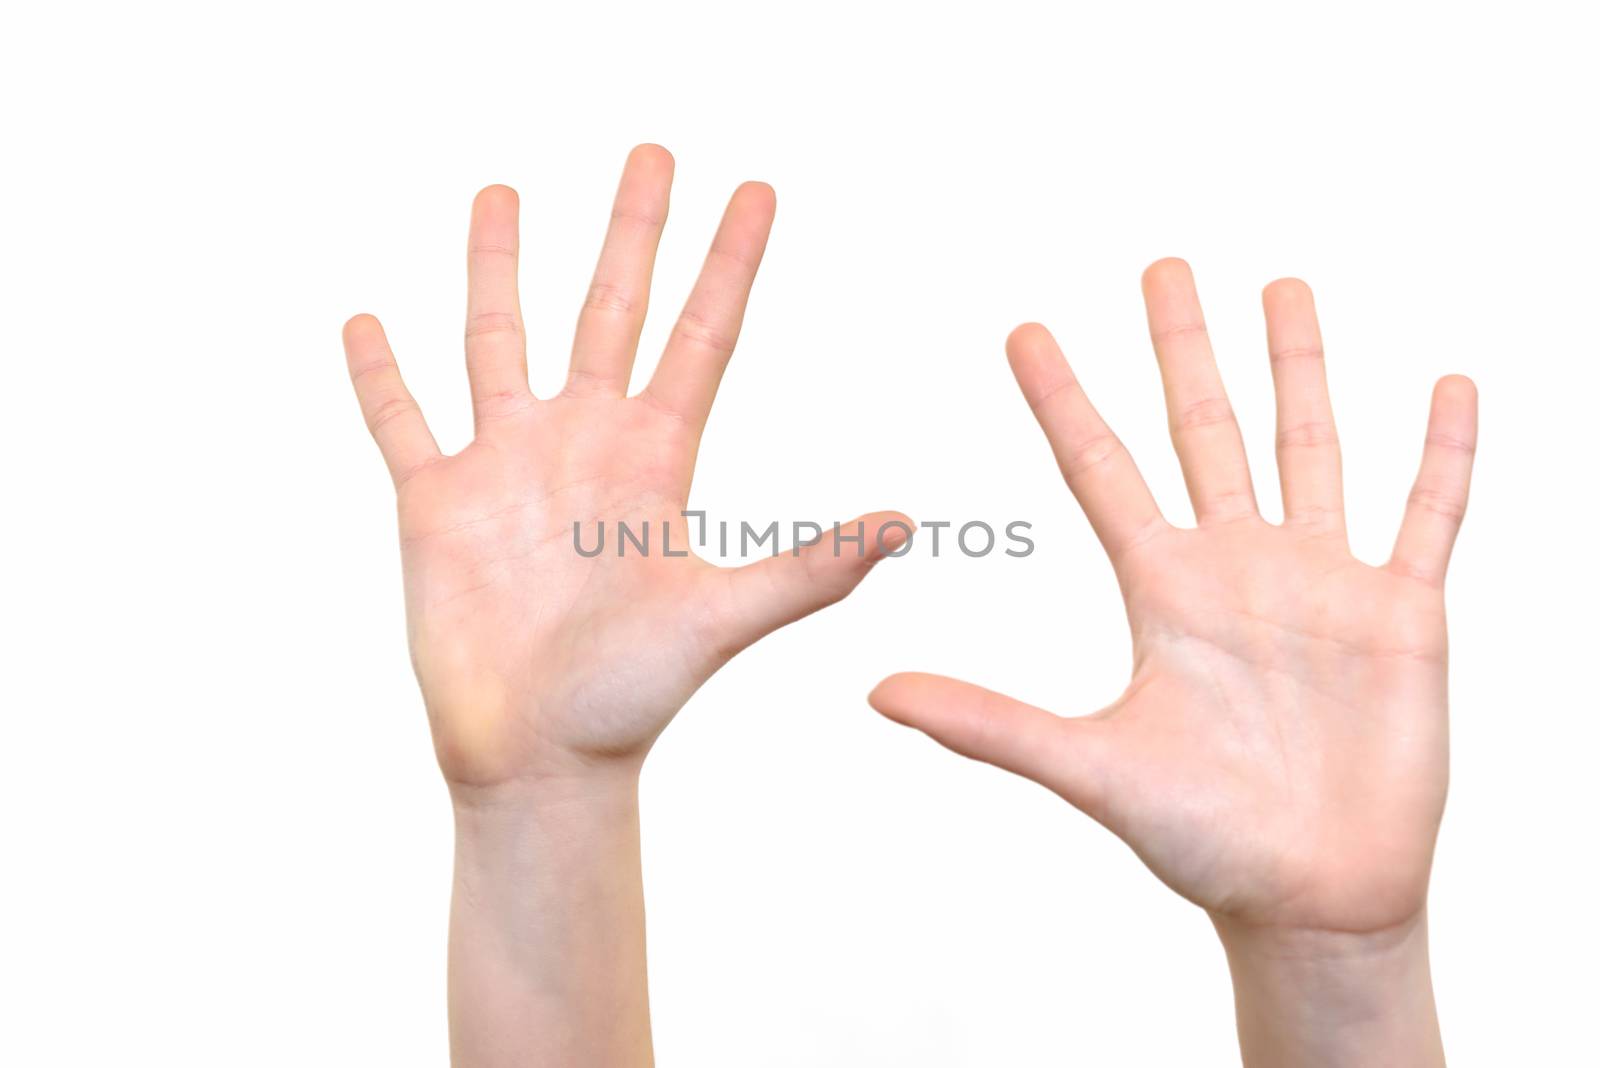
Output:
673,310,736,356
636,388,693,427
1062,433,1124,477
472,388,534,423
465,312,522,340
1172,395,1237,433
1425,431,1476,456
560,367,626,397
706,245,759,273
1388,556,1442,586
1282,504,1345,537
610,205,664,230
1276,419,1338,449
582,280,636,316
962,692,1005,757
1199,488,1259,523
1407,484,1467,522
348,360,392,385
1269,345,1325,366
797,543,851,602
1151,321,1209,345
393,455,444,488
366,395,416,431
1027,374,1083,414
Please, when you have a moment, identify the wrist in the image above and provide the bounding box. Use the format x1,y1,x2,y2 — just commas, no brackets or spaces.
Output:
1214,911,1443,1068
445,748,653,1067
450,764,642,847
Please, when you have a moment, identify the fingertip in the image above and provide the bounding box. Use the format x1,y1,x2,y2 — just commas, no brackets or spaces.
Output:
1142,256,1193,290
1007,321,1051,348
832,511,913,565
343,313,383,342
734,180,777,216
1431,376,1479,444
1262,276,1313,307
1435,373,1478,401
867,672,926,717
873,513,914,557
866,677,892,710
629,143,675,174
1006,323,1073,396
474,184,519,210
1006,323,1059,368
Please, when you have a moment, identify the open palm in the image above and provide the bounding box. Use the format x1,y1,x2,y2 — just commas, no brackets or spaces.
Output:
871,259,1477,938
345,147,905,789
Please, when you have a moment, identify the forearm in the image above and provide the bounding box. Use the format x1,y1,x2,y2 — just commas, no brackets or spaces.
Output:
448,769,652,1068
1215,911,1444,1068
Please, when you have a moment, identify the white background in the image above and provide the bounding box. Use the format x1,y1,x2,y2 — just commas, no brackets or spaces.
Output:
3,2,1596,1064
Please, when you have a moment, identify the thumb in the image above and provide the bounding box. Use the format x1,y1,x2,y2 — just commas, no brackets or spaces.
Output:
722,511,913,647
868,672,1111,819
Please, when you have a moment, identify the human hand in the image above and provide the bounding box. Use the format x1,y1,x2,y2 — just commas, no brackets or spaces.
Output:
869,259,1475,1064
346,147,908,1066
343,146,907,793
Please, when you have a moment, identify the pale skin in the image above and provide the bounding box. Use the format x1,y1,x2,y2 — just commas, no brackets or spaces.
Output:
870,259,1477,1066
343,145,906,1067
346,150,1477,1064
